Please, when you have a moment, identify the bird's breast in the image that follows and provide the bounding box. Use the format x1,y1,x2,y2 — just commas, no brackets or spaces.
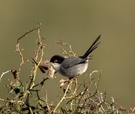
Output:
59,62,88,77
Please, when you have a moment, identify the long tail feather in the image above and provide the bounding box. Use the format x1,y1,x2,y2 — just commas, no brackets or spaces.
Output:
82,34,101,58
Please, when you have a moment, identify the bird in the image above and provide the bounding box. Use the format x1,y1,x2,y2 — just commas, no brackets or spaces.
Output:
50,34,101,78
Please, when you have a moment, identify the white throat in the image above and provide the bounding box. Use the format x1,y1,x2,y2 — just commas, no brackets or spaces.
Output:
50,62,61,71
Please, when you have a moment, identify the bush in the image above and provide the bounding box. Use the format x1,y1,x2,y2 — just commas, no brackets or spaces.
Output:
0,24,134,114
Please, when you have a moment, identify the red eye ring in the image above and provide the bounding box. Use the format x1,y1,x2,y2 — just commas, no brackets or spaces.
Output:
54,59,58,63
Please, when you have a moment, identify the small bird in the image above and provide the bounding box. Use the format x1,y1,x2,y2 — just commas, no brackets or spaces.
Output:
50,34,101,78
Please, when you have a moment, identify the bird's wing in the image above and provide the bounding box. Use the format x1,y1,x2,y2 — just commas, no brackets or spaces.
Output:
61,56,86,68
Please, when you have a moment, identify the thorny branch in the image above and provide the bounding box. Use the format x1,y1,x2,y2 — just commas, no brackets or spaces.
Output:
16,24,41,76
0,24,51,113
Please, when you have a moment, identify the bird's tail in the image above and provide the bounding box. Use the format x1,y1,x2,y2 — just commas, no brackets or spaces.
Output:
81,34,101,59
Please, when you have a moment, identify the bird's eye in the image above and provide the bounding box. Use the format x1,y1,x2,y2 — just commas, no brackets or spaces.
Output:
54,59,58,63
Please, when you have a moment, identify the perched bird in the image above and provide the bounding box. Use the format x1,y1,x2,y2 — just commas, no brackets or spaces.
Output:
50,35,101,78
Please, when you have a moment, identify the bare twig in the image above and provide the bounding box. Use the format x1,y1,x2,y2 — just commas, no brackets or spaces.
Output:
57,40,76,57
23,25,45,105
53,80,73,113
16,24,41,75
16,25,41,44
0,70,11,82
